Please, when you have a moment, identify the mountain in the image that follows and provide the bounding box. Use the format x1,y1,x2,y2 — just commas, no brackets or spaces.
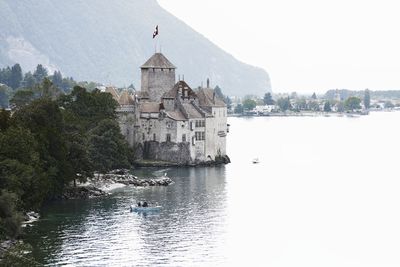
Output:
0,0,271,96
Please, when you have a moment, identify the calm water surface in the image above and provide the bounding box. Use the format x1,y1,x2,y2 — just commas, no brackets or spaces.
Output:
25,112,400,266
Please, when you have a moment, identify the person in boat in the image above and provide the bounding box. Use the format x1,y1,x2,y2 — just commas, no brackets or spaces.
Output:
143,201,148,207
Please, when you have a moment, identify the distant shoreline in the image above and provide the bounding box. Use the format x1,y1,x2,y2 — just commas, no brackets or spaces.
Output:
228,109,398,118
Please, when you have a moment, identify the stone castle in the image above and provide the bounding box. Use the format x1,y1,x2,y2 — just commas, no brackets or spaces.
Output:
106,52,229,165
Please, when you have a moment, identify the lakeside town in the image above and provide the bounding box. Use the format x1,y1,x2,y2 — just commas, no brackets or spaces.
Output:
225,90,400,117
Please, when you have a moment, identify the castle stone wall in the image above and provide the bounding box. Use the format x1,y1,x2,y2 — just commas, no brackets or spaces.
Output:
141,68,175,102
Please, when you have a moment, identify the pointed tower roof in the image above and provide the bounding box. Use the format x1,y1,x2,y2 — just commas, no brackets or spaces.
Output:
118,90,135,105
141,53,176,69
105,86,120,101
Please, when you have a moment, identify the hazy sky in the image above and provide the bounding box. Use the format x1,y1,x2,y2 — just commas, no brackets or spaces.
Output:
158,0,400,93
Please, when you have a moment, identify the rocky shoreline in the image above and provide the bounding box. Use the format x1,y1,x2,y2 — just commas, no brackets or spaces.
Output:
61,169,173,200
134,155,231,167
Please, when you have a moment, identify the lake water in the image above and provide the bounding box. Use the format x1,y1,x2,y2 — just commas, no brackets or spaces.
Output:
25,111,400,266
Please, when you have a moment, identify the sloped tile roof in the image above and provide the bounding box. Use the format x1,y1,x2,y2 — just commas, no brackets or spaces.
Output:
181,103,203,119
140,102,160,113
105,86,120,101
196,88,226,107
118,90,135,105
163,80,197,99
166,110,186,121
141,53,176,69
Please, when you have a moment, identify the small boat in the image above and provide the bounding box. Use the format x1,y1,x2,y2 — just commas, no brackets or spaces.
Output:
252,158,260,164
130,205,161,213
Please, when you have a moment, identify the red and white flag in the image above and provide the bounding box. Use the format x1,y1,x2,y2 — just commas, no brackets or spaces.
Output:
152,25,159,39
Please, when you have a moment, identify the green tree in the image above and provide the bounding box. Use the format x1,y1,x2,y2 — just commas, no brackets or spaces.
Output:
337,101,345,112
295,98,307,110
0,66,11,86
88,119,131,174
234,103,243,114
51,70,63,89
0,84,12,108
13,99,72,198
277,97,292,111
0,190,24,239
242,99,257,111
308,101,320,111
0,109,11,131
364,89,370,109
344,97,362,111
37,77,61,99
263,92,275,105
323,101,332,112
311,92,317,99
22,71,36,88
10,64,23,90
214,86,224,99
385,101,394,109
10,89,35,109
33,64,48,84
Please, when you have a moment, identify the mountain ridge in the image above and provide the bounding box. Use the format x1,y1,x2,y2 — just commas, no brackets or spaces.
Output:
0,0,271,96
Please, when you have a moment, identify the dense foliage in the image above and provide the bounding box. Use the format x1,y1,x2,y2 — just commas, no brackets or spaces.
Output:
0,81,132,240
0,63,99,109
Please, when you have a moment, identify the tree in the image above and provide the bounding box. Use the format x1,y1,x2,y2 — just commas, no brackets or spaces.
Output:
344,97,362,111
0,109,11,131
0,67,11,86
214,86,224,99
234,104,243,114
13,99,72,198
242,99,257,111
263,92,275,105
311,92,317,99
277,97,292,111
0,85,12,108
336,101,345,112
10,64,23,90
51,70,63,89
294,98,307,110
88,119,131,174
22,71,36,88
323,101,332,112
224,96,232,109
0,190,23,239
364,89,370,109
10,90,35,109
385,101,394,109
37,77,61,99
33,64,48,84
308,101,320,111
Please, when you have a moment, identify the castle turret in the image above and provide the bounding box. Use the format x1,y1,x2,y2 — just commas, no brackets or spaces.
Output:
140,53,176,102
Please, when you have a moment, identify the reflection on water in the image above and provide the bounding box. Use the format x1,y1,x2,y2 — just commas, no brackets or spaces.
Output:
25,167,228,266
25,112,400,266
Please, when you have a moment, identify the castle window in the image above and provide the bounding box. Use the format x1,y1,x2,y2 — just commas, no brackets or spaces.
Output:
182,134,186,142
166,134,171,142
195,131,205,141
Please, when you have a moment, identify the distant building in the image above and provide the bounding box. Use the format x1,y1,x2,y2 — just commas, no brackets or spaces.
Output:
109,53,229,164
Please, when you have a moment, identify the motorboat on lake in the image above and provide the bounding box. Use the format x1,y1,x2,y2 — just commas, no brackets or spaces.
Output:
130,202,161,212
252,158,260,164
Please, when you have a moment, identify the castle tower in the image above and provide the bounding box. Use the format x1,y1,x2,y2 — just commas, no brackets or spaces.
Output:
140,53,176,102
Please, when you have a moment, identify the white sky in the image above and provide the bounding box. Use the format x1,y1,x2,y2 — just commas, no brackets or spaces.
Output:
158,0,400,93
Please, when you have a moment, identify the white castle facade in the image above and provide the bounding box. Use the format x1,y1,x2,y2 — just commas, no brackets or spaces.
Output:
107,52,229,165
